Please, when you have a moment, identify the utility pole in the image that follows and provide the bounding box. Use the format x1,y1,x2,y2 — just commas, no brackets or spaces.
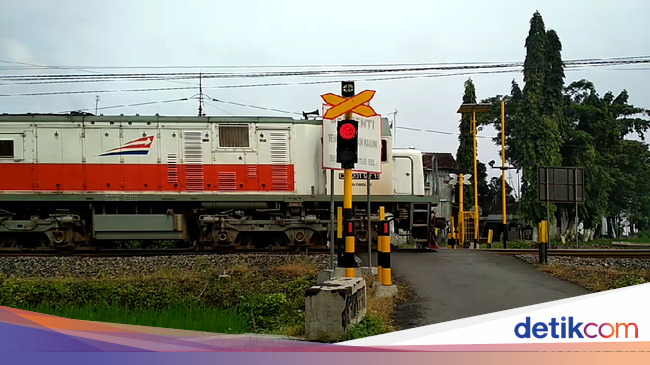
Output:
198,72,205,117
95,95,100,115
472,111,479,243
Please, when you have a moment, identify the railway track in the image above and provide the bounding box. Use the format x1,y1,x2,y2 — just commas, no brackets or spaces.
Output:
0,247,337,257
482,248,650,258
0,243,429,257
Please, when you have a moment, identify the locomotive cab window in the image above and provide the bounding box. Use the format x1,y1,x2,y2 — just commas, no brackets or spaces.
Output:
219,125,250,148
381,139,387,162
0,140,14,158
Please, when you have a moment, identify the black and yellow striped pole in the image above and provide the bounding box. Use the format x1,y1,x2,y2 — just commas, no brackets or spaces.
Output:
335,81,359,278
343,167,355,278
378,206,385,283
377,207,391,285
538,220,548,264
381,216,391,286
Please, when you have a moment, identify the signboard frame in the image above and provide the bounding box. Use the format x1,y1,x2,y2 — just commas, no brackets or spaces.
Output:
537,166,585,204
321,103,383,174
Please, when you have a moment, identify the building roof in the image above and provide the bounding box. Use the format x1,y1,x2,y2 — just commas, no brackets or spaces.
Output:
422,152,457,170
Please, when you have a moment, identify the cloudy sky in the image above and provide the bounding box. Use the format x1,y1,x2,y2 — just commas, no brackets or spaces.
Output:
1,0,649,190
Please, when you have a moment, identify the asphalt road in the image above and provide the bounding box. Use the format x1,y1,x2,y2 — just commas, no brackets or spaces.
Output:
362,249,590,329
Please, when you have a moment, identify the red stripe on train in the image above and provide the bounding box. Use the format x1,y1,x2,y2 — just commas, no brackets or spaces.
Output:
0,164,294,192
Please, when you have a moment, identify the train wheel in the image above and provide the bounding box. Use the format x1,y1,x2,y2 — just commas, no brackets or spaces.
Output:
0,235,18,249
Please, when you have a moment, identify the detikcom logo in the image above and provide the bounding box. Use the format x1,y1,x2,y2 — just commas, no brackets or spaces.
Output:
515,317,638,339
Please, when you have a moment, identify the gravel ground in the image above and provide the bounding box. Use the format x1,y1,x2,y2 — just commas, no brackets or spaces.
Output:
0,254,346,279
515,254,650,271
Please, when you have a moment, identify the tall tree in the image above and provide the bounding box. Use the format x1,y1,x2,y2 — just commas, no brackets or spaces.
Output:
478,11,650,240
515,11,563,226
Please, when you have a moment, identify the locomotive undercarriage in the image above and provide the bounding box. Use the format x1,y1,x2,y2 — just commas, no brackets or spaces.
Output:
0,198,429,252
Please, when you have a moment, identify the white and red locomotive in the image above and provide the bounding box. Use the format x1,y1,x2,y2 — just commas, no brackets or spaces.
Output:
0,113,437,251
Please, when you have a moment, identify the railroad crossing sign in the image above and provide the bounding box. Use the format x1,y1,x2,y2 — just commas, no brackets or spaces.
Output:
321,90,378,120
449,173,472,186
321,87,382,174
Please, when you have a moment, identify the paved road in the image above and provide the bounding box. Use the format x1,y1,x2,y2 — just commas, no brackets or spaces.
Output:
362,249,590,329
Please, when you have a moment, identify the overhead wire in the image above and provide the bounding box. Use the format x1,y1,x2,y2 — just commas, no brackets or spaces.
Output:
1,55,648,70
2,63,648,98
0,57,648,83
54,98,189,114
203,100,234,115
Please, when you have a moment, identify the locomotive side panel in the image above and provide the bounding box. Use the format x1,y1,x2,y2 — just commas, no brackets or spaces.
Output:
290,123,324,195
0,123,33,191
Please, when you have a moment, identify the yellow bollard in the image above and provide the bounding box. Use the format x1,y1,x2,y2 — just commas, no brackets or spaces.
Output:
381,223,392,286
488,229,493,245
378,206,385,283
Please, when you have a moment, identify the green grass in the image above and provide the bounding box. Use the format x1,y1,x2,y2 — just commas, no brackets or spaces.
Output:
340,314,391,341
14,303,250,334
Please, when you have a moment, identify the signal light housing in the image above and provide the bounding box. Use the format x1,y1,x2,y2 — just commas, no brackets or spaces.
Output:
336,119,359,168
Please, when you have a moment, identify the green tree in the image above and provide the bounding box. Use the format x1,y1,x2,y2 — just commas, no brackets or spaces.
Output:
477,11,650,240
482,176,514,214
511,11,563,225
562,80,649,237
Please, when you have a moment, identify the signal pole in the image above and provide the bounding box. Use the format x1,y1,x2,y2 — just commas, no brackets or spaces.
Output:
340,81,357,278
458,174,464,248
472,111,479,243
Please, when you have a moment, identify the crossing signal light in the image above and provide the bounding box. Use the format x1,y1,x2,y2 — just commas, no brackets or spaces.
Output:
337,119,358,168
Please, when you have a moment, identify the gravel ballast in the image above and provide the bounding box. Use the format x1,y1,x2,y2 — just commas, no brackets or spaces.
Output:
515,254,650,271
0,254,344,279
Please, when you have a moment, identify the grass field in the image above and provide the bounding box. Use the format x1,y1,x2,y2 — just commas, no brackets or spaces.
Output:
15,303,250,334
0,255,397,341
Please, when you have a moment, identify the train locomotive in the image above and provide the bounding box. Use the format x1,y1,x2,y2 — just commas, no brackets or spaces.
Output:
0,113,439,252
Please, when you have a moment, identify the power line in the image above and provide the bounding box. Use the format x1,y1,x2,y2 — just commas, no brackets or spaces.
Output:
54,98,189,114
1,55,648,70
1,57,648,82
2,64,646,99
203,100,234,115
209,98,302,115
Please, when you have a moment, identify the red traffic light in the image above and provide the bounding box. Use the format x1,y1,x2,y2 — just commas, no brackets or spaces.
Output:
339,122,356,140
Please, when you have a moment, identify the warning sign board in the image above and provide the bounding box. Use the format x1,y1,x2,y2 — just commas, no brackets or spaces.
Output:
322,103,382,174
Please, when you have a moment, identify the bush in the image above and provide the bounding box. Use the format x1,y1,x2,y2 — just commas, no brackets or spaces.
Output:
613,275,647,289
341,314,391,341
236,293,290,331
0,260,319,336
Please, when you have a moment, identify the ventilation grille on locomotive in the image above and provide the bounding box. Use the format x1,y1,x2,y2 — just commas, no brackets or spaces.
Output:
219,125,249,148
218,172,237,191
269,131,289,191
183,131,204,191
167,154,178,184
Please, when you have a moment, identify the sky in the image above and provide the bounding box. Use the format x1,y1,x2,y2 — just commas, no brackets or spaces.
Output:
1,0,649,193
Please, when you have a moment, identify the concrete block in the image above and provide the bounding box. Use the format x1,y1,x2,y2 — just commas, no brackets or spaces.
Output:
317,269,335,284
374,284,398,298
333,267,362,278
305,277,367,341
